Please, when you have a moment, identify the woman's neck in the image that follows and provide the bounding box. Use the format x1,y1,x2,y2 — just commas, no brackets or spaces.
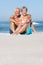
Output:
22,14,27,17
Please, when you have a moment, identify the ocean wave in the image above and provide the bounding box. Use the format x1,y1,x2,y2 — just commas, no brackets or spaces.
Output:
33,22,39,25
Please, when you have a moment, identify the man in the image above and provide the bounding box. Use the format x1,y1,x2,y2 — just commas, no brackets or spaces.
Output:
10,8,20,34
10,7,37,34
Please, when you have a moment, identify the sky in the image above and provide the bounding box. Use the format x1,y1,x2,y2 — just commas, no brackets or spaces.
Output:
0,0,43,21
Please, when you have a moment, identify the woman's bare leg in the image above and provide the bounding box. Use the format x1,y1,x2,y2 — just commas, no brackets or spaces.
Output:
14,24,22,34
17,24,27,34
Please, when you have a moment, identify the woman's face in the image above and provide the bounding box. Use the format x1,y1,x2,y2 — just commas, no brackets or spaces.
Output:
22,8,27,16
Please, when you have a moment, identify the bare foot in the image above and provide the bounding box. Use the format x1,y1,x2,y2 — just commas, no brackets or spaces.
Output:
11,31,17,35
34,31,39,34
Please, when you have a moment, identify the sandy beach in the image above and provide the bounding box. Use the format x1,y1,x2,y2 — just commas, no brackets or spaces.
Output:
0,32,43,65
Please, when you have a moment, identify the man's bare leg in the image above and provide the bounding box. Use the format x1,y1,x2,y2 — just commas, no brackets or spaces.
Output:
10,22,15,33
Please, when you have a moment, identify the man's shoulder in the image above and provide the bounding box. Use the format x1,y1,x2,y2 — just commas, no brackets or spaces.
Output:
10,15,14,19
27,14,31,17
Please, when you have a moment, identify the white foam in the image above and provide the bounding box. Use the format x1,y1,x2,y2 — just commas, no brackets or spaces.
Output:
33,22,39,25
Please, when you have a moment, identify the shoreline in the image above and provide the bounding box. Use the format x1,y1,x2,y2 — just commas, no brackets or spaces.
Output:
0,32,43,34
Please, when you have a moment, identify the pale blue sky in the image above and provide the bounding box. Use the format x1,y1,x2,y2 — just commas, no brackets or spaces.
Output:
0,0,43,21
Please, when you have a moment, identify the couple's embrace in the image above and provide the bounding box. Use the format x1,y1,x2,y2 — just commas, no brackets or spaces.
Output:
10,6,37,35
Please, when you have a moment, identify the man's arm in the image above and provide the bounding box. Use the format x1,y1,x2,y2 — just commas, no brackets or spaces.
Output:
29,15,37,32
10,16,16,23
30,22,37,32
10,16,20,25
24,14,31,24
28,14,31,23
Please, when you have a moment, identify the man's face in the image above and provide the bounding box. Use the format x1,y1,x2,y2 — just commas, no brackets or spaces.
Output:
15,8,20,16
22,8,27,16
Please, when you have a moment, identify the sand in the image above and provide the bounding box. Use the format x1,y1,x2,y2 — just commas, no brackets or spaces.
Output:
0,32,43,65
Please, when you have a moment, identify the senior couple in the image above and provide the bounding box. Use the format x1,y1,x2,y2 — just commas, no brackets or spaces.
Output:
10,6,37,35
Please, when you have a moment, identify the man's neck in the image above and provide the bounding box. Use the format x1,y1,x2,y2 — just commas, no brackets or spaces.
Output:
14,15,20,18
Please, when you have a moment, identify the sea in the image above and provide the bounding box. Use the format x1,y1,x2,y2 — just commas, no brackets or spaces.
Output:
0,21,43,33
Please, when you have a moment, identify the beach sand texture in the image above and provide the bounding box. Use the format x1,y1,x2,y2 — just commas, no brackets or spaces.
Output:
0,33,43,65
